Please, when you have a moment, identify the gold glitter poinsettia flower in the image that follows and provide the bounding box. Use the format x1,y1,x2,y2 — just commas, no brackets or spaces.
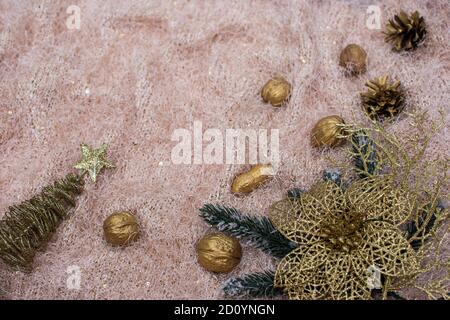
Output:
269,176,420,300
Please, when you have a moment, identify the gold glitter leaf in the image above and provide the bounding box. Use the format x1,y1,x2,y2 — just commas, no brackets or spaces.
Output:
360,221,420,276
346,176,415,226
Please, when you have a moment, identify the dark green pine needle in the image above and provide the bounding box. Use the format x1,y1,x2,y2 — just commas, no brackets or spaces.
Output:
199,204,297,259
323,169,342,186
223,270,284,298
351,130,378,178
287,188,303,199
371,289,406,300
406,201,445,250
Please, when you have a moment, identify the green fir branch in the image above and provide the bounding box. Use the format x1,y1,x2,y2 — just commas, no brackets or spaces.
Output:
199,204,297,259
287,188,303,199
351,130,378,178
223,270,283,298
371,288,406,300
323,169,342,186
406,200,445,250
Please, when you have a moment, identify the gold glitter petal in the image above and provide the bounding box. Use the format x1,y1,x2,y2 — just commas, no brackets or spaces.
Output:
360,221,419,277
275,243,331,289
307,181,347,221
270,182,347,246
325,250,372,300
274,246,310,288
268,198,311,244
346,176,414,226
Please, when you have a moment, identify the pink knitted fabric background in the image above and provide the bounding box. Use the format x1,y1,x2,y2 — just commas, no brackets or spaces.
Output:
0,0,449,299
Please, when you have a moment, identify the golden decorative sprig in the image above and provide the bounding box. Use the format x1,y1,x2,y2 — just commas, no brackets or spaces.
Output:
331,110,449,299
269,176,421,299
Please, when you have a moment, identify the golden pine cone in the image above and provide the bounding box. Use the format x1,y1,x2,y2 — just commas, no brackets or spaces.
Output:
360,75,405,121
384,11,426,52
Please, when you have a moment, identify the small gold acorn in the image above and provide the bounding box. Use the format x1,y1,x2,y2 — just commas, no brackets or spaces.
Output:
310,115,346,148
360,75,405,121
384,11,426,52
339,44,367,75
231,164,274,194
197,233,242,273
261,77,291,107
103,211,139,246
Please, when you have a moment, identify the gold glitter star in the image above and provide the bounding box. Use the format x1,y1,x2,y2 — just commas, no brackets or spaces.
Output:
74,143,115,182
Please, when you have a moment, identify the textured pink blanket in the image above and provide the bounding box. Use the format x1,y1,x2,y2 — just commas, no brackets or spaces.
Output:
0,0,448,299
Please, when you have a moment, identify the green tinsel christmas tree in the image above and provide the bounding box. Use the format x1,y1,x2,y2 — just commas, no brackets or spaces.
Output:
0,174,84,271
0,143,114,272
